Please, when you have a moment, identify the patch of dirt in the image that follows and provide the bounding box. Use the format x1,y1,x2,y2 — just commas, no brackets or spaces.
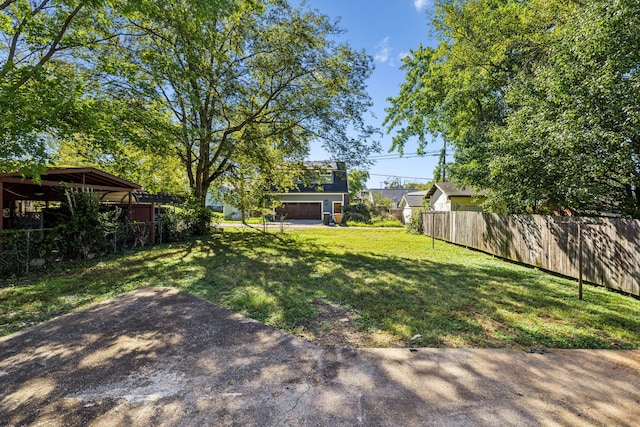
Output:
298,299,401,348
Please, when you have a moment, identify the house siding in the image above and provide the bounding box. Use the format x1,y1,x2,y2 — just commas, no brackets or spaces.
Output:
430,190,483,212
431,189,451,211
402,205,414,224
450,196,483,212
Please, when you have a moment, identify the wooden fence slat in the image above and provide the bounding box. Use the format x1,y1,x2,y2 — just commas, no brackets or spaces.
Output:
422,211,640,297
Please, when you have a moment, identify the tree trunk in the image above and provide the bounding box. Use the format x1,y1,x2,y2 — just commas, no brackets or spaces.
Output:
194,181,208,209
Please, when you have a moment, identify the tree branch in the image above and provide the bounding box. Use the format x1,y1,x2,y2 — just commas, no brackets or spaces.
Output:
0,0,17,10
10,2,85,91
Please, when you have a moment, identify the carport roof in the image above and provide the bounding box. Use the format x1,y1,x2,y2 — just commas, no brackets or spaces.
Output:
0,167,141,192
1,167,143,206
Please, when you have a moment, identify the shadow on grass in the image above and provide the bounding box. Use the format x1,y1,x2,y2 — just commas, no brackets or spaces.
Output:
3,231,639,349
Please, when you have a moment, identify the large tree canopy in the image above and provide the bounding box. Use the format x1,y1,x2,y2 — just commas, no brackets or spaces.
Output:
0,0,237,180
96,0,378,205
386,0,640,217
0,0,113,175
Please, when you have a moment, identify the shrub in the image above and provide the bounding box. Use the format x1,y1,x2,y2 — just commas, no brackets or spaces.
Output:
55,188,119,259
406,211,424,234
178,198,216,236
343,203,371,223
159,208,188,242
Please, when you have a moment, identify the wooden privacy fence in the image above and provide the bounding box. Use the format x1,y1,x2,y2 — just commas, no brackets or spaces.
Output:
422,211,640,297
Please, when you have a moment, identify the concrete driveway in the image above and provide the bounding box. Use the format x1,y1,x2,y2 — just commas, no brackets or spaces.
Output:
1,287,639,426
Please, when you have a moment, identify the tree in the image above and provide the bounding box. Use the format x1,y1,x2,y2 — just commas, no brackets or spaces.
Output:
348,169,369,200
98,0,379,207
1,0,237,178
383,176,403,189
488,0,640,216
371,191,393,210
403,181,430,190
431,140,448,183
386,0,640,217
54,136,188,194
0,0,123,176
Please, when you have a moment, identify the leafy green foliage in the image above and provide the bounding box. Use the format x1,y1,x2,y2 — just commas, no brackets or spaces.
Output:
54,188,118,258
53,133,189,195
179,198,215,236
342,203,371,223
97,0,379,207
488,0,640,216
406,210,423,234
385,0,640,217
0,0,121,175
347,170,369,200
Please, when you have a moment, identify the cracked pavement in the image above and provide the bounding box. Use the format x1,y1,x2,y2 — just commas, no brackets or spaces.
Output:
1,287,639,426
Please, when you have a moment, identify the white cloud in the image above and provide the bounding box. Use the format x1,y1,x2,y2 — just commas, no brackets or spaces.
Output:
413,0,429,11
374,37,392,64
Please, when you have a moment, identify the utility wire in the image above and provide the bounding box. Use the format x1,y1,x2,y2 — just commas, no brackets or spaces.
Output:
368,173,432,181
366,151,442,160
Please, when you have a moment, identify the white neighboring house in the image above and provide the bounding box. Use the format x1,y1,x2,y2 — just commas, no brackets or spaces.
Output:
398,191,428,224
206,184,241,220
426,182,484,212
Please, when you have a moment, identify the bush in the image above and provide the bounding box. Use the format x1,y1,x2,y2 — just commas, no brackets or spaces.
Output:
406,211,424,234
343,203,371,223
178,199,217,236
160,208,187,242
55,188,120,259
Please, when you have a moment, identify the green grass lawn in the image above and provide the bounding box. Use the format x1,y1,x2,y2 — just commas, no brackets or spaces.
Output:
1,228,639,349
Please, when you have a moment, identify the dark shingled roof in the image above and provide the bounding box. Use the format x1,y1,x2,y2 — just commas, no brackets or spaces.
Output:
277,161,348,194
426,182,476,198
402,191,427,207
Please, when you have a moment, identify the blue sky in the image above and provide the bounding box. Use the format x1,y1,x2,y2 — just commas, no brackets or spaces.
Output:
296,0,446,188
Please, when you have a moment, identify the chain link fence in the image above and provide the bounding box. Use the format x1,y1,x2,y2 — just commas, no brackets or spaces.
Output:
0,221,178,279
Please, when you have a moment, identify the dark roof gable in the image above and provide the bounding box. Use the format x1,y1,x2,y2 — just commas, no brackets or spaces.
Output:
275,161,348,194
426,182,475,198
403,191,427,207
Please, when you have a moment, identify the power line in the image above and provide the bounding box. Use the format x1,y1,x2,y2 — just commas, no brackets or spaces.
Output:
368,173,432,181
366,151,442,160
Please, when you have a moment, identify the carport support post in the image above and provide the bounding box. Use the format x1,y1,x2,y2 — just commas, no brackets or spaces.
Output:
127,192,133,221
150,202,156,243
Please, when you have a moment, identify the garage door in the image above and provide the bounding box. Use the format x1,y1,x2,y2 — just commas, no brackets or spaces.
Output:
275,202,322,220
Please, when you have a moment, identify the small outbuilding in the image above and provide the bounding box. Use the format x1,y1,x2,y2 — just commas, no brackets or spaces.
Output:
398,190,427,224
426,182,484,212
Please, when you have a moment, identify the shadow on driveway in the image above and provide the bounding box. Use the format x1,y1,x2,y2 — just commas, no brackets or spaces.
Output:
1,287,639,426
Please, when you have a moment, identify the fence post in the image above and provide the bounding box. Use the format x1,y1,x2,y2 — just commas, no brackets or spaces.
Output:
25,229,30,274
432,212,435,249
578,223,583,300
